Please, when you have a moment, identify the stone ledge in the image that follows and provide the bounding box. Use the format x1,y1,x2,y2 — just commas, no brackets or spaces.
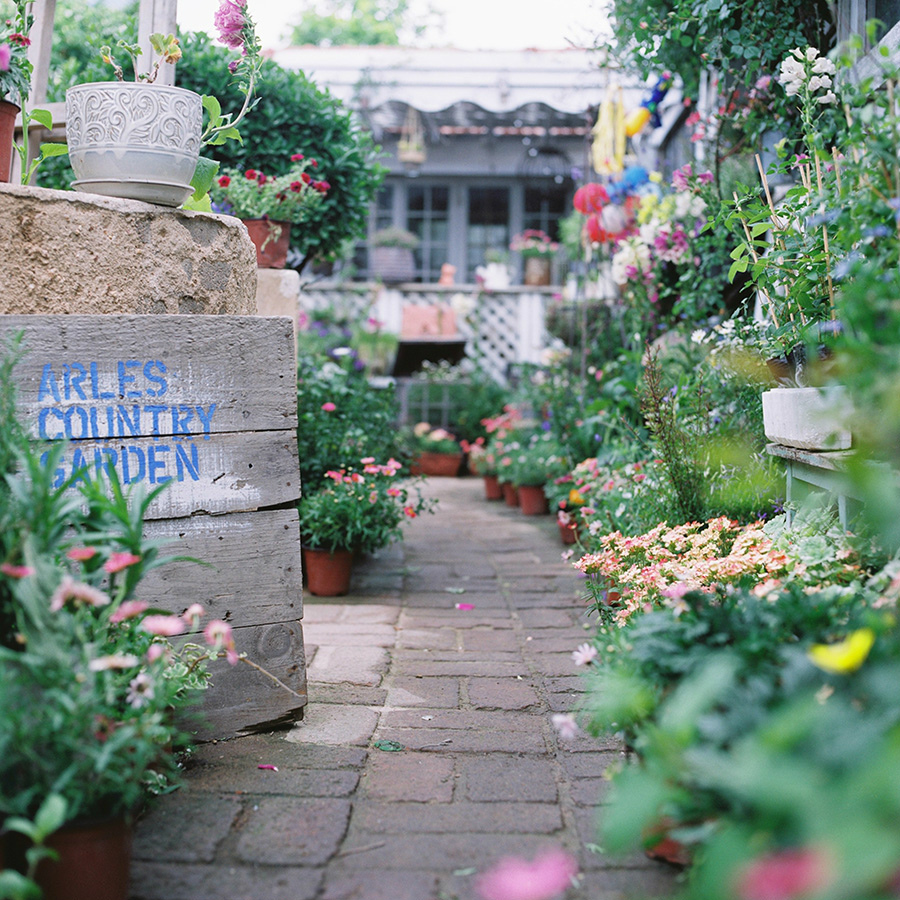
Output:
0,182,257,315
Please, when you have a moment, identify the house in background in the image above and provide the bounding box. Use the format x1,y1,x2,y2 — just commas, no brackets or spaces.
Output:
272,45,660,283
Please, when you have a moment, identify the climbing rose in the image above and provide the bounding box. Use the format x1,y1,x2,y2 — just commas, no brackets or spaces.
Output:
476,848,578,900
214,0,247,50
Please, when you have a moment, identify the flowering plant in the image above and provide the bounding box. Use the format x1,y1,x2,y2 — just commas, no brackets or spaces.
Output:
408,422,461,456
298,458,433,554
510,228,559,258
209,154,330,223
506,431,569,488
0,0,33,104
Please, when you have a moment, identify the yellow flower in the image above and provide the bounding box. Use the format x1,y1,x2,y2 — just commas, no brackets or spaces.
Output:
568,489,585,506
807,628,875,675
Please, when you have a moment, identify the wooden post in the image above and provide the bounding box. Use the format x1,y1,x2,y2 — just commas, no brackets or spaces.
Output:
138,0,178,86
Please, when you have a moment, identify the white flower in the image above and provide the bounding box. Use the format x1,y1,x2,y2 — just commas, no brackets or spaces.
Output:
818,90,838,105
790,47,806,61
807,74,832,92
812,56,836,75
126,673,155,708
552,713,579,741
89,653,140,671
450,291,476,317
691,329,707,344
572,643,598,666
805,47,820,61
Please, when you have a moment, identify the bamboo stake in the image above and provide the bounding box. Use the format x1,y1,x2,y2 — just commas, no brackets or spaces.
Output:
733,191,781,329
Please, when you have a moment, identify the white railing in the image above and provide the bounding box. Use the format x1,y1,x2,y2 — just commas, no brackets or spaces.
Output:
298,281,559,385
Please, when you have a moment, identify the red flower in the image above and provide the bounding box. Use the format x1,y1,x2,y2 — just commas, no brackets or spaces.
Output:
314,180,331,193
257,172,267,184
310,159,318,167
217,174,231,187
8,33,30,46
301,172,311,184
574,182,609,214
244,169,258,180
291,153,304,161
289,180,303,192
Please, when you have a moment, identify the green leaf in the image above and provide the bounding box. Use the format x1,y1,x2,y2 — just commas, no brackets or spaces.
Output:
728,258,749,281
373,739,404,752
38,143,68,159
190,156,219,200
201,93,222,126
33,793,68,841
30,108,54,130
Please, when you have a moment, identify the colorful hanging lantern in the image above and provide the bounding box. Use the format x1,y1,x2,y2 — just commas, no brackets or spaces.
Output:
591,86,626,175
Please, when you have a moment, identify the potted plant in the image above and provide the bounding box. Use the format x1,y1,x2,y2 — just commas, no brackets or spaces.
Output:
370,226,420,283
727,45,854,450
0,1,33,182
209,155,330,267
510,229,559,286
508,432,568,516
65,1,262,207
406,423,463,477
298,458,431,595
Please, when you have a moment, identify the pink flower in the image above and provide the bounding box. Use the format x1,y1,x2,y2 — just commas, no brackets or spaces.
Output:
110,600,149,623
182,603,205,624
291,153,304,161
126,672,155,708
571,643,598,666
66,546,97,562
476,848,579,900
0,562,35,578
214,0,247,49
104,552,141,574
205,619,239,665
0,44,10,72
141,614,186,637
551,713,579,741
321,402,336,412
455,602,475,610
50,576,110,611
387,488,401,497
404,506,417,518
147,644,170,663
736,848,832,900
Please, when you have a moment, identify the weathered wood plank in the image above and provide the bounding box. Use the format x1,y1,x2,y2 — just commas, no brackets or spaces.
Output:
0,315,298,436
187,620,307,742
142,509,302,627
42,430,300,519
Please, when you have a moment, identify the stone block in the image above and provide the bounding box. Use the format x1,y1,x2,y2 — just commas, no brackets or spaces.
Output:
256,267,300,323
0,183,256,315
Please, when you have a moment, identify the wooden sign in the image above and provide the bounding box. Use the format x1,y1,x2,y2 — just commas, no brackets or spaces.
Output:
0,315,306,740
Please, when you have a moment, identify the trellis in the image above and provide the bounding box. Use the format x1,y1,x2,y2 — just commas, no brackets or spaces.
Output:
299,283,557,386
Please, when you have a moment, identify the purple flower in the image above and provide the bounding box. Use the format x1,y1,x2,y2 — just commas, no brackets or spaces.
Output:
0,43,10,71
214,0,247,50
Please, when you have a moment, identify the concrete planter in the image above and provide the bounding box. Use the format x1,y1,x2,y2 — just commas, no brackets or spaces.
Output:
66,82,202,207
762,386,852,450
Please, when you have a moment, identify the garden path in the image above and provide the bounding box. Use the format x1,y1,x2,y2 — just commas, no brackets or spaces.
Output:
128,477,678,900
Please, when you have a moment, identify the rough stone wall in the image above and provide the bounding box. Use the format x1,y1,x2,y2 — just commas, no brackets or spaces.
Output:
0,183,257,315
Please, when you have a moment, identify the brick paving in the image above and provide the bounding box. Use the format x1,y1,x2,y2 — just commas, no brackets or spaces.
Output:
129,477,678,900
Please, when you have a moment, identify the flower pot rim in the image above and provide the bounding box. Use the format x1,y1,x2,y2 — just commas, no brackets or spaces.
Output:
67,81,201,98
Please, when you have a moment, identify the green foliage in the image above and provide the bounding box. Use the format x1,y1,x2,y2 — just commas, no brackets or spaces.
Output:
289,0,427,46
298,462,432,554
176,31,387,269
296,355,401,493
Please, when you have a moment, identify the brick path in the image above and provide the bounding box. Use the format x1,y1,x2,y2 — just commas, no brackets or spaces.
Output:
130,478,678,900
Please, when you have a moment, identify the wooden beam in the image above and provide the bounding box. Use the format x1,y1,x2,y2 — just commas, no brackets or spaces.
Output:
138,0,178,86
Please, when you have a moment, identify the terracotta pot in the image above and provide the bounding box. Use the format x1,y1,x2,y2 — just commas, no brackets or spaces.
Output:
302,547,354,596
523,255,551,286
243,218,291,268
36,816,133,900
482,474,503,500
415,451,462,477
501,481,519,507
559,519,578,545
517,484,549,515
0,99,19,183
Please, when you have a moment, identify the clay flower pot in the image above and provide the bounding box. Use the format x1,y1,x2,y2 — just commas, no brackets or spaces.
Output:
302,547,354,596
500,481,519,507
415,451,462,477
242,218,291,268
483,474,503,500
517,484,550,516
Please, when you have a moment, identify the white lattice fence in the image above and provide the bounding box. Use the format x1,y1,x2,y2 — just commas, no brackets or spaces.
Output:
299,283,553,384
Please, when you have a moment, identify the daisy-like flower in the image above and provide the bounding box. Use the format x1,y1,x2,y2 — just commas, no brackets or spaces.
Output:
126,673,155,708
49,576,110,612
204,619,239,665
571,643,598,666
89,653,140,671
110,600,149,623
182,603,205,624
141,614,186,637
66,546,97,562
104,552,141,574
0,562,35,578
